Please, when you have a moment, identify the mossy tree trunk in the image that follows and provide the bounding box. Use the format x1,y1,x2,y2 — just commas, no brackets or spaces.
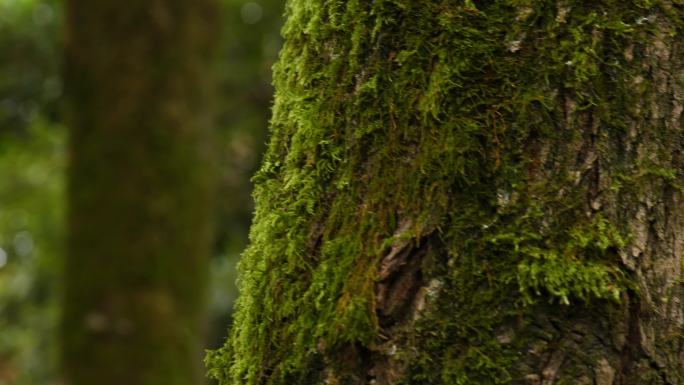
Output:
208,1,684,384
62,1,218,384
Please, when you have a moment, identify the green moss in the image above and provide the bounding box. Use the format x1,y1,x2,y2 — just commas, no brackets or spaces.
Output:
207,0,680,384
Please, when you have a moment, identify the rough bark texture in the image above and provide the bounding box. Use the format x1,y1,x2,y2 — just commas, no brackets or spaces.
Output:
208,1,684,384
62,1,218,384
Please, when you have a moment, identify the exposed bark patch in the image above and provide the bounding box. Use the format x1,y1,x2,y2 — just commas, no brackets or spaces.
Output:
376,242,426,326
368,229,438,385
595,358,616,385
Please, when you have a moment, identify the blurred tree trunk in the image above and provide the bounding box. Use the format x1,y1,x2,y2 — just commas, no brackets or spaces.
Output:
208,1,683,384
62,1,218,385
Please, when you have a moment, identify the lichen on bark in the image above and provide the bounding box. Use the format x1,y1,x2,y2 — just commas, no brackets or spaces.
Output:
207,1,684,384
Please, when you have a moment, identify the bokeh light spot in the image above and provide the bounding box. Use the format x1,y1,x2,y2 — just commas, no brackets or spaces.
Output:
0,247,7,269
13,231,34,258
241,2,263,24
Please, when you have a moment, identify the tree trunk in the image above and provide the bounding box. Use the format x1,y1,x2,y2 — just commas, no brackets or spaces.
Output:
62,1,218,384
208,1,684,384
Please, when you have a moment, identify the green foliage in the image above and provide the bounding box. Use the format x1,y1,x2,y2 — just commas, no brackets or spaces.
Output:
0,121,64,385
213,0,284,255
0,0,62,133
0,1,63,383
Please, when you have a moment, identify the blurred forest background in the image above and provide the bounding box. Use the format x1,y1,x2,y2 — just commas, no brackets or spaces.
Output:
0,0,283,383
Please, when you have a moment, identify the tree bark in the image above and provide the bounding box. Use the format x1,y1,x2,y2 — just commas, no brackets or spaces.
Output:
62,1,218,384
208,1,684,384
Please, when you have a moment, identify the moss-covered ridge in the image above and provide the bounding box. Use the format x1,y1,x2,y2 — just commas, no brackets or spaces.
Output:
207,0,679,383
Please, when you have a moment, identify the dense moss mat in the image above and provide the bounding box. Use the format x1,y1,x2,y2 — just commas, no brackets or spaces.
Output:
208,1,683,384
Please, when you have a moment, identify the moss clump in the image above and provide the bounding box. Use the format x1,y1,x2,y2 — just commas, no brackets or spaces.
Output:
207,0,678,384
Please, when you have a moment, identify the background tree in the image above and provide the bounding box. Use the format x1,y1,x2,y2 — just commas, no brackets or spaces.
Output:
208,1,684,384
0,1,64,383
62,1,219,384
